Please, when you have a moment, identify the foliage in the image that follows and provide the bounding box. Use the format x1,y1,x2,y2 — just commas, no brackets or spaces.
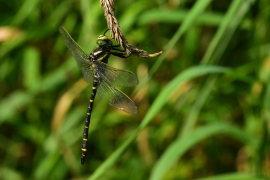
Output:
0,0,270,179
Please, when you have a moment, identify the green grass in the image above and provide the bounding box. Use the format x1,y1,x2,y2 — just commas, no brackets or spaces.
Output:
1,0,270,179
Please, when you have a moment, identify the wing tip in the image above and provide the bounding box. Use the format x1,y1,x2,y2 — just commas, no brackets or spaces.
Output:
119,106,138,115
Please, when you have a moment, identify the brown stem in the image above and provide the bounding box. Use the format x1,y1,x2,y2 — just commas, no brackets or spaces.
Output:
100,0,162,58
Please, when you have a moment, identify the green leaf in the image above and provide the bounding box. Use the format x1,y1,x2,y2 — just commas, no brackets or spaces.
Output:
150,123,258,180
22,46,41,91
139,65,228,129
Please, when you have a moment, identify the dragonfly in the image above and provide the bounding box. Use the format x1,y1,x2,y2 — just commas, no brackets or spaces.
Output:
59,26,138,165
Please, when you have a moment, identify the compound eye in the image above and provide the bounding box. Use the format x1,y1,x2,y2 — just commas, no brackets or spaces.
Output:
97,39,106,46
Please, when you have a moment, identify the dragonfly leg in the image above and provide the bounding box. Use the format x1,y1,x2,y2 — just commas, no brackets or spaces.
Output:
111,46,126,52
111,51,131,58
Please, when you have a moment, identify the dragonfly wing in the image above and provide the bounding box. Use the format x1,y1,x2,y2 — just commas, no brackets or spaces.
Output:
96,77,138,115
59,26,93,83
95,60,138,87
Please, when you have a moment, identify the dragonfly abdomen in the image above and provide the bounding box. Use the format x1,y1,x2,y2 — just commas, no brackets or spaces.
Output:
81,77,98,164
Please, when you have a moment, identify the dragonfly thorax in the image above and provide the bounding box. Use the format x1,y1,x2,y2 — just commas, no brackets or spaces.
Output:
91,46,111,63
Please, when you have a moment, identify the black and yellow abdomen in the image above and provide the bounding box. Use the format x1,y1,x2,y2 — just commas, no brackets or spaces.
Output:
81,74,98,164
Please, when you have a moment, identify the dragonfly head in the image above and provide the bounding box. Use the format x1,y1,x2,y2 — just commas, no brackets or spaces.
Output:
96,35,112,47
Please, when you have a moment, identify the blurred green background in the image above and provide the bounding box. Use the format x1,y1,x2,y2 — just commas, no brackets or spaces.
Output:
1,0,270,179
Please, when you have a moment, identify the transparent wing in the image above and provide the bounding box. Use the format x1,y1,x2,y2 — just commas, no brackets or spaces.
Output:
59,26,93,83
96,76,138,115
95,60,138,87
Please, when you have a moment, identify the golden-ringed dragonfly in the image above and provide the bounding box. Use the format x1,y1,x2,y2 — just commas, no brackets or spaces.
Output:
59,26,138,165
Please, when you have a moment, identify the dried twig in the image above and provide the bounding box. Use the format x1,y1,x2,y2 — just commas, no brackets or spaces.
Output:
100,0,162,58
